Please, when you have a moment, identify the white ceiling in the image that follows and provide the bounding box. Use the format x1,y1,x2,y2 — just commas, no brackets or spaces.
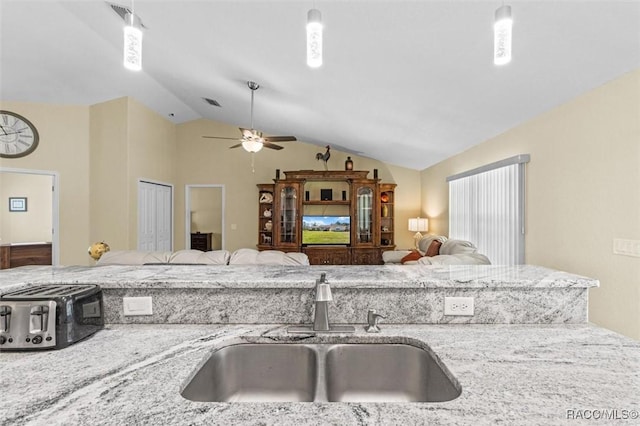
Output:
1,0,639,170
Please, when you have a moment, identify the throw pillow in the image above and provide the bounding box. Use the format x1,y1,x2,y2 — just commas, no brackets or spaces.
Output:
400,250,422,264
425,240,442,257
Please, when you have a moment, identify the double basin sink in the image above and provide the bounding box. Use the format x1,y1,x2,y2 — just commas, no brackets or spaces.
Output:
181,343,461,403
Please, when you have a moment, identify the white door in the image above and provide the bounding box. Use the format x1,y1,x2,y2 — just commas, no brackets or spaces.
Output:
138,180,172,251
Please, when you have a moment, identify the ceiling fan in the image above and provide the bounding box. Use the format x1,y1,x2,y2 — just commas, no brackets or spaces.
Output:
203,81,297,152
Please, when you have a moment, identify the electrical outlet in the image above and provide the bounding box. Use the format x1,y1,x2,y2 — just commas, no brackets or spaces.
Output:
444,296,474,316
123,297,153,316
613,239,640,258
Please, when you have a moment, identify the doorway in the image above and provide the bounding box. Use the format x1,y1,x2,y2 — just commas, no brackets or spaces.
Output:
138,179,173,251
185,185,225,250
0,167,59,266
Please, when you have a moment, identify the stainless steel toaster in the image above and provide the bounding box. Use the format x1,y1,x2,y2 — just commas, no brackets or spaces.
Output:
0,284,104,351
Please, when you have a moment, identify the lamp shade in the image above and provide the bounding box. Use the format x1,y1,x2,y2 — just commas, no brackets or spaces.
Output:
242,140,263,153
408,218,429,232
494,5,512,65
123,13,142,71
306,9,323,68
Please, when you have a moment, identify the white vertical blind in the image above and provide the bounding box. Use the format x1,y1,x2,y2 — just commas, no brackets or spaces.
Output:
448,155,529,265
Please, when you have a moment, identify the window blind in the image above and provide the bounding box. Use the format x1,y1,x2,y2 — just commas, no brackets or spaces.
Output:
447,154,529,265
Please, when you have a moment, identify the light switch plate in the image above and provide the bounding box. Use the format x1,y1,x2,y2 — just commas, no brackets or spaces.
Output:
444,296,474,316
123,297,153,316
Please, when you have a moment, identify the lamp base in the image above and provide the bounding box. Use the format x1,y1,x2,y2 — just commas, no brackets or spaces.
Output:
413,232,423,249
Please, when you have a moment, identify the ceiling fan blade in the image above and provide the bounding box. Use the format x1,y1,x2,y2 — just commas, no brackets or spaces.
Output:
263,136,297,142
229,143,244,149
262,142,284,150
202,136,242,140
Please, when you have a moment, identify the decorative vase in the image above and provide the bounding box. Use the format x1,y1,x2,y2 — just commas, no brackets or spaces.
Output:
382,204,388,217
264,220,273,231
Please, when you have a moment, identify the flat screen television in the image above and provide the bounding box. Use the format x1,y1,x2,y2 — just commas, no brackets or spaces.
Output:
302,216,351,245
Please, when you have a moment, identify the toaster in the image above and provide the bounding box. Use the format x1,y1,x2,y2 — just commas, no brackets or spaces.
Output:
0,284,104,351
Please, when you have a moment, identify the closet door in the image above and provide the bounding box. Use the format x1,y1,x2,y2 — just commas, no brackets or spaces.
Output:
138,180,173,251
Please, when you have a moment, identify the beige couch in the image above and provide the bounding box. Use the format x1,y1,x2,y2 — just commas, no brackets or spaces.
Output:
96,248,309,266
382,235,491,265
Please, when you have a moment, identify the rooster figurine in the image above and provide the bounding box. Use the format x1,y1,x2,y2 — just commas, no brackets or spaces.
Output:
315,145,331,170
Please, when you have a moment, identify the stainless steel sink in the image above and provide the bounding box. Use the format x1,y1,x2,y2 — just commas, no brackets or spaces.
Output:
325,344,460,402
181,343,460,403
181,344,317,402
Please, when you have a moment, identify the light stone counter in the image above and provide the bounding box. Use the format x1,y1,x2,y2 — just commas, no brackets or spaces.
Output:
1,323,638,426
0,265,598,324
0,264,598,291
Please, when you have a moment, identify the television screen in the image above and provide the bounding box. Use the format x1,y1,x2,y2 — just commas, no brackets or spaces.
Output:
302,216,351,245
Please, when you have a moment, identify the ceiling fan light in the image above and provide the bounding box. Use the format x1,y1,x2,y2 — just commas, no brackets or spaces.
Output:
494,5,512,65
123,13,142,71
242,140,263,153
307,9,323,68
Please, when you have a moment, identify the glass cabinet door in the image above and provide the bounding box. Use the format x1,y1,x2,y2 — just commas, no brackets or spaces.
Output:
279,185,298,244
355,186,374,244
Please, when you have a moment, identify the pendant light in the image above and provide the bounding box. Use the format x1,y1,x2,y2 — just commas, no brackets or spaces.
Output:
494,4,512,65
306,8,323,68
123,1,142,71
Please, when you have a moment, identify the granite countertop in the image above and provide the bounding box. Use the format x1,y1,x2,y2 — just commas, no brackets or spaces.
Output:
0,264,599,294
2,323,638,426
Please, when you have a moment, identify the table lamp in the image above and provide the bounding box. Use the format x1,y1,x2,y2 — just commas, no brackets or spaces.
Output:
408,217,429,249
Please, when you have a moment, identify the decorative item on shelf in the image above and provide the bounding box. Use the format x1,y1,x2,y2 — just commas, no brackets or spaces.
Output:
259,192,273,203
381,204,389,217
315,145,331,170
320,189,332,201
381,238,390,246
275,169,280,180
373,169,379,179
380,192,389,203
88,241,110,260
263,208,272,218
305,191,310,201
342,190,347,201
408,217,429,249
345,156,353,170
264,220,273,231
262,234,272,244
382,226,389,232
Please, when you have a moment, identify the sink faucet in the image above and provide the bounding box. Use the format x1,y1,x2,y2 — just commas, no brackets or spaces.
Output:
313,273,332,331
288,273,355,334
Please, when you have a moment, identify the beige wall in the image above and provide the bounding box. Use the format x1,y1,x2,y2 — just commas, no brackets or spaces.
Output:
89,98,129,251
90,97,177,251
0,172,52,243
420,69,640,340
126,98,177,249
0,101,90,265
175,119,422,252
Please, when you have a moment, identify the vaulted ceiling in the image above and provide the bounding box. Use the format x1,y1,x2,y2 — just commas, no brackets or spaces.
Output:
1,1,639,170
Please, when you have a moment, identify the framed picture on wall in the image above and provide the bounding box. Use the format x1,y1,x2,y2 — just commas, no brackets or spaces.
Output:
9,197,27,212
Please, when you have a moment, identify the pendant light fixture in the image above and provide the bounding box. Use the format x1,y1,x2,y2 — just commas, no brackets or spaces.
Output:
494,4,512,65
306,8,323,68
123,1,142,71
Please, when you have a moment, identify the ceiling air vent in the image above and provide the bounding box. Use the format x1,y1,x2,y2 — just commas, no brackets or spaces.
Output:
203,97,222,107
107,2,148,28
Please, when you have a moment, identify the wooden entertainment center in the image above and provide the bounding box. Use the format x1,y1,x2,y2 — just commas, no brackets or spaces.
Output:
257,170,396,265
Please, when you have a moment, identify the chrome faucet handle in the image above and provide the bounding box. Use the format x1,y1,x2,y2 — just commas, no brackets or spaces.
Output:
365,309,385,333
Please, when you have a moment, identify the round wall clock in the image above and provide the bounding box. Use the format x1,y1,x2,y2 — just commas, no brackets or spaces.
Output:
0,110,40,158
